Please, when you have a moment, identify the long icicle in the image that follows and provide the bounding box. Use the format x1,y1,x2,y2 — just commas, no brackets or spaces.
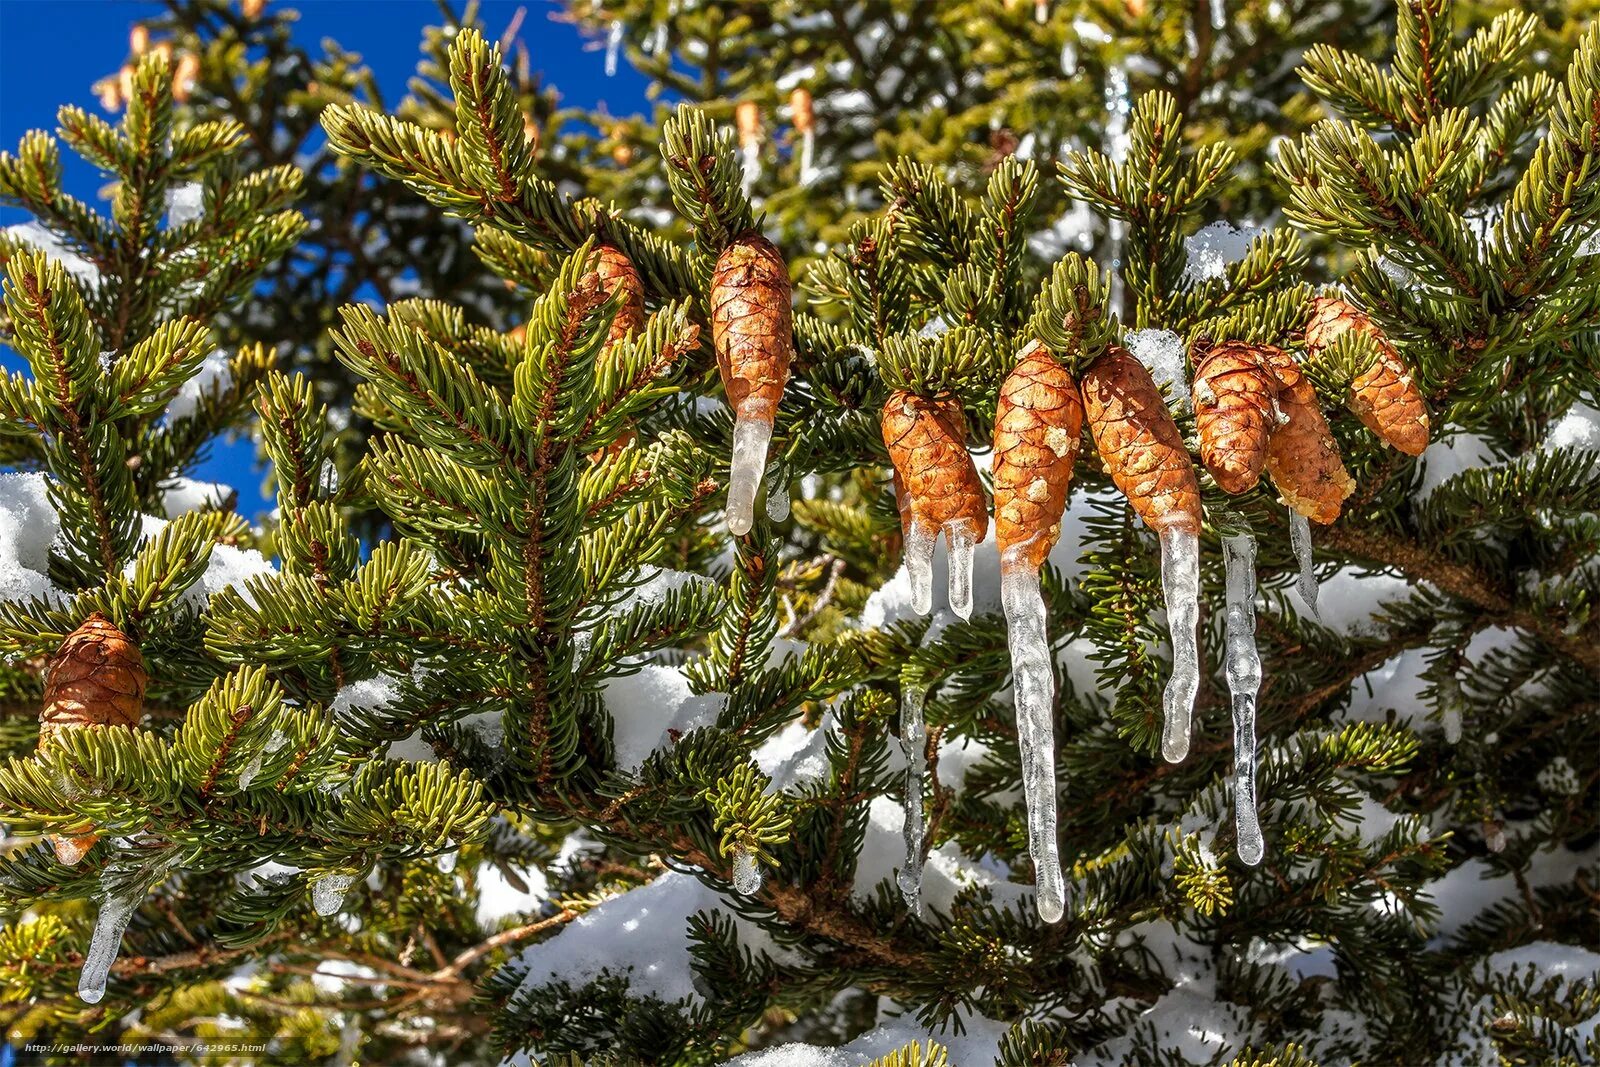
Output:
1289,510,1319,617
1000,554,1066,922
898,679,927,915
1159,526,1202,763
726,417,772,536
946,521,978,621
78,885,142,1003
1222,532,1264,865
905,523,937,615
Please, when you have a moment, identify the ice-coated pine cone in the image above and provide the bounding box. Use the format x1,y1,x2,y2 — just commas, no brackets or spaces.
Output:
1193,340,1279,495
1081,347,1202,534
1305,295,1430,457
882,390,988,543
993,341,1084,570
710,232,794,425
1260,344,1356,525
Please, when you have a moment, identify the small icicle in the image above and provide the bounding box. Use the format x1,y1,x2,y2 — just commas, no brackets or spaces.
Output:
1437,671,1464,744
726,417,772,536
1103,64,1131,313
905,523,937,616
1288,510,1319,618
1034,0,1049,23
1000,554,1065,923
604,21,624,77
1059,41,1078,75
945,522,978,621
1484,820,1507,853
740,143,762,198
78,885,144,1004
732,847,762,896
1159,526,1201,763
798,129,818,186
311,872,358,916
1222,533,1264,865
647,21,667,55
765,478,791,522
1210,0,1226,30
436,849,458,874
897,682,927,914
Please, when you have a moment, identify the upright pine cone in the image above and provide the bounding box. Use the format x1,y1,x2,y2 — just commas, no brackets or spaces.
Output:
1260,344,1355,524
993,342,1083,571
882,391,988,544
1305,296,1429,456
1081,348,1202,534
586,244,645,345
711,232,794,425
1193,340,1279,495
38,613,147,864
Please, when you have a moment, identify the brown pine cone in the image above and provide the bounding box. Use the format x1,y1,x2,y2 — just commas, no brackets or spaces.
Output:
587,244,645,345
711,232,794,425
1260,344,1355,524
882,391,988,543
38,613,147,863
1305,296,1430,457
1193,340,1279,495
993,342,1084,570
1081,348,1202,534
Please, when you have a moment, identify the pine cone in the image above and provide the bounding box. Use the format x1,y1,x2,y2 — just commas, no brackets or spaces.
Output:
586,244,645,345
1081,348,1202,534
1193,340,1278,495
882,391,988,544
790,88,815,134
993,342,1083,570
1260,344,1355,525
39,613,147,864
1305,296,1430,456
711,232,794,425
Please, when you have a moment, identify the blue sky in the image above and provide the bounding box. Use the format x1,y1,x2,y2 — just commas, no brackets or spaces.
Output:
0,0,652,514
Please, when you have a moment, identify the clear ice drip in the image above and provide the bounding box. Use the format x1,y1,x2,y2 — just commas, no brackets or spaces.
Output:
897,683,927,915
798,129,818,186
237,730,289,791
1159,526,1201,764
311,872,358,916
53,835,91,867
765,479,791,522
1000,559,1066,923
1211,0,1226,30
946,522,978,621
604,21,623,77
732,847,762,896
905,523,937,616
1289,510,1318,618
1222,533,1264,866
741,144,762,197
726,417,773,536
78,887,141,1004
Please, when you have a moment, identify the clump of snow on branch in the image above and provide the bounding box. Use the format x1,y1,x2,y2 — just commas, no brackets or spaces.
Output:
167,350,233,421
722,1007,1015,1065
604,665,724,772
1124,329,1191,413
160,477,234,518
0,473,65,603
5,221,101,287
164,182,205,226
1182,221,1264,286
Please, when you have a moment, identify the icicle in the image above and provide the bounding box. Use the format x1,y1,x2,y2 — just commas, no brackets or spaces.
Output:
1060,41,1078,75
1159,526,1201,763
765,478,791,522
740,143,762,198
311,872,358,916
1222,533,1264,865
1210,0,1226,30
1484,820,1506,853
732,847,762,896
78,886,141,1004
905,523,937,616
798,129,818,186
1288,510,1318,617
236,730,288,791
897,682,927,914
1437,671,1464,744
604,21,624,77
647,21,668,56
726,417,772,536
946,522,978,621
1000,554,1065,923
1034,0,1049,22
436,849,458,874
1103,64,1131,313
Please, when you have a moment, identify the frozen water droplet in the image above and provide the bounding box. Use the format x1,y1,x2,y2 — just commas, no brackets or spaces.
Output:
1223,533,1264,866
765,479,790,522
436,850,458,874
946,521,978,621
726,417,772,536
604,21,624,77
53,835,91,866
905,523,937,616
732,847,762,896
311,872,358,916
1289,511,1318,618
898,682,927,915
1442,706,1462,744
1000,556,1065,922
1159,526,1201,763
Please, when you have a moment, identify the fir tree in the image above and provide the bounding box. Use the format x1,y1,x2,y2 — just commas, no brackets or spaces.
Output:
0,3,1596,1067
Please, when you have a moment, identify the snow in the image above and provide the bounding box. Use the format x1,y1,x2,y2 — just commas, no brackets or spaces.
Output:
1427,840,1600,939
167,350,233,421
160,477,232,517
1485,942,1600,983
476,861,550,928
935,733,993,796
754,713,836,791
311,872,358,916
0,472,64,603
1414,432,1499,500
852,796,1026,917
1182,221,1264,286
164,182,205,226
331,675,401,718
603,664,724,772
6,221,101,287
721,1008,1013,1066
1124,329,1191,413
1290,566,1413,636
1545,401,1600,452
508,871,797,1010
